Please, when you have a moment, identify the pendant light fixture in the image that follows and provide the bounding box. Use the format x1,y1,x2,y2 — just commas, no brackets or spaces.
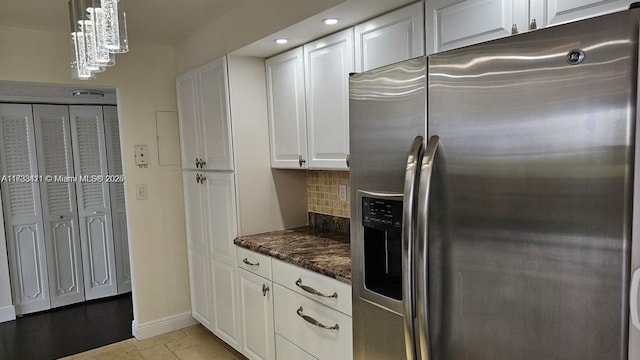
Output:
69,0,129,80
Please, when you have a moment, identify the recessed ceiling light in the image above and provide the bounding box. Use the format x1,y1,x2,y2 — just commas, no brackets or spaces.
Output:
322,18,339,25
274,38,289,44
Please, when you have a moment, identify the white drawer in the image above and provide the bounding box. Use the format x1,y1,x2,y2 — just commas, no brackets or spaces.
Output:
275,334,317,360
237,246,272,280
274,284,352,360
272,259,352,316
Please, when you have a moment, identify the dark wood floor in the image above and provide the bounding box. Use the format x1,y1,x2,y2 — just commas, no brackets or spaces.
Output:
0,293,133,360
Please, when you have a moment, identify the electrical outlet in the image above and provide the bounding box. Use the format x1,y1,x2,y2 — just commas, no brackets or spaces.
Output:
136,184,148,200
339,184,347,202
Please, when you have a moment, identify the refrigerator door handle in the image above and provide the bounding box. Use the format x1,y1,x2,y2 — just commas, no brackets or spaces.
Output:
631,267,640,330
402,135,424,360
416,135,440,360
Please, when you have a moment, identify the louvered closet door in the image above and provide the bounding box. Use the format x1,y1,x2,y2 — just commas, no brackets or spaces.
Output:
0,104,50,315
33,105,85,308
103,106,131,294
69,105,117,300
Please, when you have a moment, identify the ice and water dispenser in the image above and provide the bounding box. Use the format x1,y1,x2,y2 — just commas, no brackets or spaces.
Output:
361,196,403,301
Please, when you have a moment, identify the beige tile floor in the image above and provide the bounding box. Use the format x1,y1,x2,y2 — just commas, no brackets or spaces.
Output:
59,325,246,360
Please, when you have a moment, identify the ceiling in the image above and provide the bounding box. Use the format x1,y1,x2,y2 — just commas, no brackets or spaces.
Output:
0,0,244,46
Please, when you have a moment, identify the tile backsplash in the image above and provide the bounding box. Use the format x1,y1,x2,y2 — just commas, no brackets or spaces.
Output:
307,170,350,218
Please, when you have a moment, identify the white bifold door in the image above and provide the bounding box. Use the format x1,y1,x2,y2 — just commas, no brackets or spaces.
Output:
69,105,118,301
33,105,85,308
103,105,131,294
0,104,50,315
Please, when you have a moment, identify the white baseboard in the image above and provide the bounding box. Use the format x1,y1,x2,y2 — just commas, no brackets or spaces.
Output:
0,305,16,323
132,311,198,340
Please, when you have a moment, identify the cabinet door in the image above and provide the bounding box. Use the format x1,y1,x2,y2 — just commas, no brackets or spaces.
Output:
426,0,516,53
211,259,242,352
69,105,118,301
530,0,630,28
177,70,202,170
182,171,211,328
0,104,50,315
198,57,234,171
203,172,238,264
238,269,275,360
354,2,425,72
33,105,85,308
304,29,354,170
265,47,309,169
103,106,131,294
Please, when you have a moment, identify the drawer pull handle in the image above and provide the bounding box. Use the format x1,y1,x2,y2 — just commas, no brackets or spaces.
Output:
295,278,338,299
296,307,339,331
242,258,259,266
262,284,270,297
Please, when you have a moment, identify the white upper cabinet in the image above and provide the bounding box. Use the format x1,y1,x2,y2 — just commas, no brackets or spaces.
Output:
198,59,234,171
304,28,354,170
354,1,425,72
427,0,632,54
177,57,234,171
529,0,631,28
426,0,516,53
177,71,201,171
265,47,309,169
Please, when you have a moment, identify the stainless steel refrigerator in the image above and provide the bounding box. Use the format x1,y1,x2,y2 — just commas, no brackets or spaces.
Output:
350,8,640,360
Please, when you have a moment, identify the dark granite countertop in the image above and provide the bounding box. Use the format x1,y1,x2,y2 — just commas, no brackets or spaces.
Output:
234,226,351,284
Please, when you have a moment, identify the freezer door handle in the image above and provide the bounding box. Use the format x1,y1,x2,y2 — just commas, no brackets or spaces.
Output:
416,135,440,360
402,135,424,360
631,267,640,330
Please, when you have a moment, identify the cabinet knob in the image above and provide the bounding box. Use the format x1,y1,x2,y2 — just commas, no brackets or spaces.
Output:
262,284,270,297
529,18,537,30
200,175,207,183
196,173,201,184
195,158,200,168
200,158,206,168
346,154,350,168
511,24,519,35
298,155,306,168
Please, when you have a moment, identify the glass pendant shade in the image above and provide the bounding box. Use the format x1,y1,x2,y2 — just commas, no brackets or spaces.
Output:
68,0,128,80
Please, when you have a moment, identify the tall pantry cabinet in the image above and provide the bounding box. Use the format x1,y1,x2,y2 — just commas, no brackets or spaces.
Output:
0,103,130,315
177,56,242,351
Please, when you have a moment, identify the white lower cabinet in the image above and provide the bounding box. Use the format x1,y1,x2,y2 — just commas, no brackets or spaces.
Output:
210,258,242,351
234,246,353,360
275,334,317,360
272,259,352,360
273,283,352,360
183,170,242,352
238,268,275,360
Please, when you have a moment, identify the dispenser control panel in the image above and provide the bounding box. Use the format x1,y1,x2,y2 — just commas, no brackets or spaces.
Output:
362,197,402,231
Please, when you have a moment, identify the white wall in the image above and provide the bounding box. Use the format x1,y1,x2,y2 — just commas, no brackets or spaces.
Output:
0,25,191,327
227,56,308,236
